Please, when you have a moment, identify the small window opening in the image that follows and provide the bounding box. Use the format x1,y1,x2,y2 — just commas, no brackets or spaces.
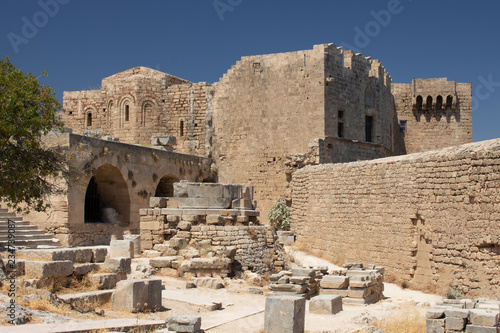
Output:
125,105,129,122
426,96,433,110
365,115,373,142
180,120,184,137
69,111,73,115
436,96,443,110
304,54,306,67
338,122,344,138
446,95,453,109
416,96,423,111
400,120,407,133
338,110,344,119
86,113,92,127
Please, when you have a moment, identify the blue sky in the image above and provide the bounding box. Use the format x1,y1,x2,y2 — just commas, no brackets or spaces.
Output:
1,0,499,142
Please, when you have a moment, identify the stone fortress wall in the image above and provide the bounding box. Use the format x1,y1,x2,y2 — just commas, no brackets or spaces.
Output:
291,139,500,297
392,78,472,154
62,43,473,219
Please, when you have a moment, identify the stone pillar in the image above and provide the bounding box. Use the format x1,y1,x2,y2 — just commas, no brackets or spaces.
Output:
264,296,305,333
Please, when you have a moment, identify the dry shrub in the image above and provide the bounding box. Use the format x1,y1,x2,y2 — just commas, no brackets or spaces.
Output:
372,304,427,333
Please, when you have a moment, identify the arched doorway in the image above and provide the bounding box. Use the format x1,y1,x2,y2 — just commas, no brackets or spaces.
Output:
155,175,180,197
84,164,130,225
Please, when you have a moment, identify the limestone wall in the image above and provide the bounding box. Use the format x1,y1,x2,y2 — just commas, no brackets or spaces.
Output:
291,139,500,296
62,67,212,158
392,78,472,154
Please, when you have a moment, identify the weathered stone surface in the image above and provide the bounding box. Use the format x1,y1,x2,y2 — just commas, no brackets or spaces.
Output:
191,277,224,289
264,296,305,333
309,295,343,315
169,237,187,250
73,263,99,276
150,196,168,208
112,279,162,312
89,273,120,290
320,288,349,297
444,308,470,319
426,307,445,319
149,256,178,268
426,318,445,333
18,249,76,262
177,221,192,231
445,316,466,331
109,240,134,258
465,324,500,333
469,309,499,326
165,315,201,333
320,275,349,289
348,287,371,299
103,257,131,274
291,268,315,277
25,260,73,279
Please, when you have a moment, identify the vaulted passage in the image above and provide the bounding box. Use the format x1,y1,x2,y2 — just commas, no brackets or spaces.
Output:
155,175,180,197
84,164,130,224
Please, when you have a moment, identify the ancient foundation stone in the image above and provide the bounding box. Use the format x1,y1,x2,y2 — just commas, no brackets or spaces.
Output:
109,240,134,258
112,279,162,312
264,296,305,333
165,315,201,333
25,260,73,279
309,295,343,315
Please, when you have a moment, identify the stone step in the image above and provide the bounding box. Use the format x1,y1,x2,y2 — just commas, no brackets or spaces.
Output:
0,233,52,241
0,225,41,231
0,239,59,248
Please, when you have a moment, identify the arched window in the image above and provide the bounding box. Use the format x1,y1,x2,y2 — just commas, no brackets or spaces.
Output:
142,102,153,126
446,95,453,109
125,104,130,122
426,96,433,110
86,112,92,127
155,175,180,197
436,96,443,110
416,96,423,111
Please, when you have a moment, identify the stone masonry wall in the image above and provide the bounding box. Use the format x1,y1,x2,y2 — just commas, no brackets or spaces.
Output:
292,139,500,297
62,67,212,158
392,78,472,155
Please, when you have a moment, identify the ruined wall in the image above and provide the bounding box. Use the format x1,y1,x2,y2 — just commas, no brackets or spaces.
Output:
317,137,394,164
62,67,212,158
27,133,211,246
213,44,397,217
213,45,327,217
292,139,500,297
324,46,395,149
392,78,472,154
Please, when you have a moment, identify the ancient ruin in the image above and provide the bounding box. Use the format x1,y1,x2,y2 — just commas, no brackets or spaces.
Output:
2,42,499,332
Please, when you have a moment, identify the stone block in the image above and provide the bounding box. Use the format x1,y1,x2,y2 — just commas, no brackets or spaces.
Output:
445,316,466,331
264,296,305,333
25,260,73,279
74,248,94,263
426,318,445,333
109,240,134,258
165,315,201,333
270,284,307,294
149,256,178,268
18,248,76,262
465,324,500,333
348,287,371,298
320,275,350,289
176,231,192,239
89,273,120,290
166,215,180,223
73,263,99,276
88,246,108,263
169,237,187,250
427,307,445,319
231,198,254,210
320,288,349,297
112,279,162,312
349,275,372,288
445,308,470,319
143,250,162,258
150,197,168,208
103,257,131,274
192,277,224,289
206,215,224,225
469,309,499,326
124,234,141,257
291,268,315,277
309,295,343,315
188,258,230,271
177,221,192,231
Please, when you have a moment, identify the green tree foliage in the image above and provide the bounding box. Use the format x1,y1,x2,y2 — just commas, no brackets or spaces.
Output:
0,57,67,213
268,198,291,230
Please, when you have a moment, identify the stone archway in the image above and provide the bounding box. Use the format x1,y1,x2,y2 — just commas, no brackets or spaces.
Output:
84,164,130,225
155,175,180,197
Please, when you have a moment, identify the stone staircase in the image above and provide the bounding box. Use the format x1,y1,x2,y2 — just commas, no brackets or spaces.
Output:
0,208,60,248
